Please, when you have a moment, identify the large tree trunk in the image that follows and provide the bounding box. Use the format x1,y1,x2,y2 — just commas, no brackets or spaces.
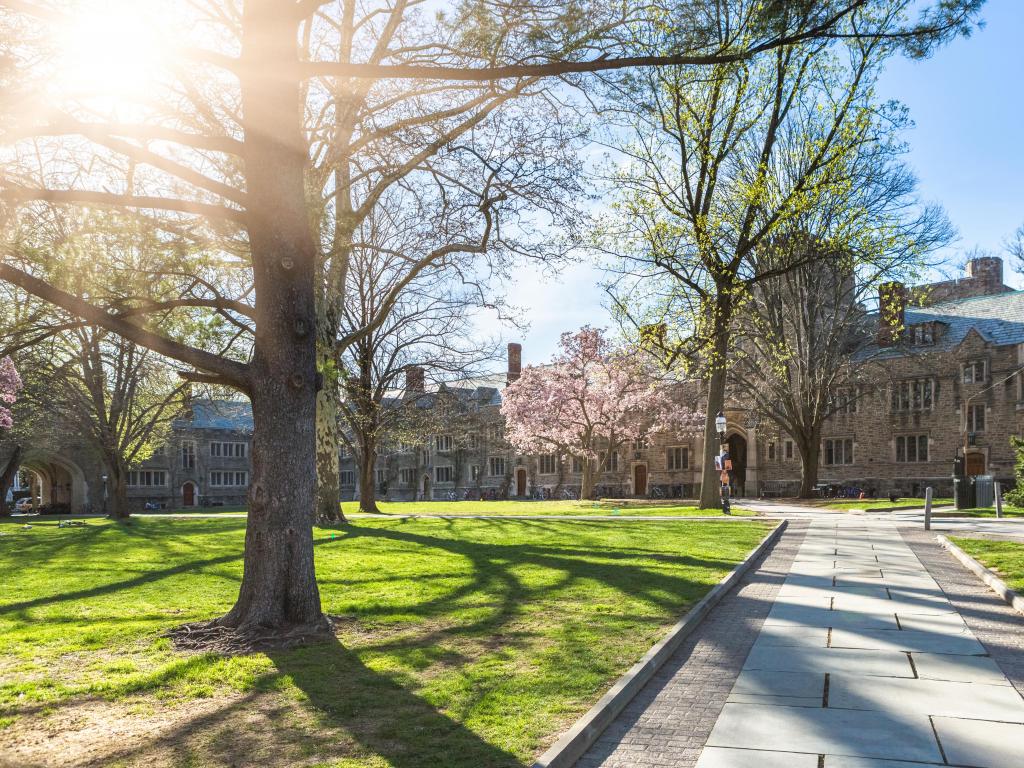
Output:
797,429,822,499
581,458,595,500
0,444,22,516
357,437,379,513
108,459,130,520
315,365,345,524
699,300,732,509
213,0,328,635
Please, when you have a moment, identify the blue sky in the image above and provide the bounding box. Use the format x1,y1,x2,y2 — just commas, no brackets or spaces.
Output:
489,0,1024,367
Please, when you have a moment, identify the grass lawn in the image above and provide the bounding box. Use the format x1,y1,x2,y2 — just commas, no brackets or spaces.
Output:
950,537,1024,594
820,497,954,511
0,516,771,767
367,499,753,516
933,506,1024,518
145,499,754,518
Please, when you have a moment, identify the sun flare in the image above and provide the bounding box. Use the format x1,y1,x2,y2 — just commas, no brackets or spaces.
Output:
50,1,169,105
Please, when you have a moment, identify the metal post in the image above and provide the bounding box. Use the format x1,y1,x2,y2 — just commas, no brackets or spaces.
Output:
924,486,933,531
995,481,1004,519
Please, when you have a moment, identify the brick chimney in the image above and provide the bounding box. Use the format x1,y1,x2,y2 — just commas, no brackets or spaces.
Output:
404,365,425,396
877,281,907,347
506,343,522,386
966,255,1004,288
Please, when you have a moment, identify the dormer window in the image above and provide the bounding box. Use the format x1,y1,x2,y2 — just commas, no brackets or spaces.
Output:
908,322,934,345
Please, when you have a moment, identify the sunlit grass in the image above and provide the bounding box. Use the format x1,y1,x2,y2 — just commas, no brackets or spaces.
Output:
0,516,770,766
820,497,953,510
950,537,1024,594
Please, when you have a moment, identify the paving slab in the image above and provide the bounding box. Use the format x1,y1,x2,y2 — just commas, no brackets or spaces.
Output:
694,747,817,768
827,674,1024,719
730,669,825,698
752,624,829,648
831,594,954,616
743,644,913,677
823,758,944,768
778,584,891,600
764,604,900,630
895,611,970,633
932,716,1024,768
705,703,944,763
827,627,986,655
913,651,1014,686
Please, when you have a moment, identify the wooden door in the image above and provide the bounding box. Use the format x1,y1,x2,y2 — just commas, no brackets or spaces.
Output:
182,482,195,507
965,452,985,476
516,469,527,496
634,464,648,496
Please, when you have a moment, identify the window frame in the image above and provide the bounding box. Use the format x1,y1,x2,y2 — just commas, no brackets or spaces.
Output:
538,454,557,475
963,360,987,384
823,437,854,466
666,446,688,471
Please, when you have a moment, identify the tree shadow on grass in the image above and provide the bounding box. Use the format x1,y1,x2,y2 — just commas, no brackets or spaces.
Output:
325,521,744,671
266,635,523,768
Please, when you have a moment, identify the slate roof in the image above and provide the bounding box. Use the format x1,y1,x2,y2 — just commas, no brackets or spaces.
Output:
867,290,1024,359
176,399,254,431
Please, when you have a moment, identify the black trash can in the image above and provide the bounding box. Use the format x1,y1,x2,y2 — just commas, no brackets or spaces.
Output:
954,477,977,510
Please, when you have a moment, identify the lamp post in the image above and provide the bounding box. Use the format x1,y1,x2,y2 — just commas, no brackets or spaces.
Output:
715,411,731,515
101,474,108,517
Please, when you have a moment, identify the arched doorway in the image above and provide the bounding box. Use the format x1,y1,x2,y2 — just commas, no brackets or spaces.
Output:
633,464,648,496
421,474,432,501
182,482,197,508
516,468,527,497
20,454,89,513
726,433,748,497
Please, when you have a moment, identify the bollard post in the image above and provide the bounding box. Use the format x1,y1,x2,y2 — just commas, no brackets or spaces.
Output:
924,486,933,531
996,482,1004,519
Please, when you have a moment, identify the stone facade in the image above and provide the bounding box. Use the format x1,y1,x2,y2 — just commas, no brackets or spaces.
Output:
754,256,1024,497
25,257,1023,511
125,401,254,509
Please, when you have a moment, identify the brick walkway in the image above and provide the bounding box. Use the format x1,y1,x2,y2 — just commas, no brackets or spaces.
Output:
574,521,808,768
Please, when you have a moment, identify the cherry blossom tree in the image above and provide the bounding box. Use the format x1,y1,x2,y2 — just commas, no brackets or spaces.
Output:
0,357,22,431
502,327,700,499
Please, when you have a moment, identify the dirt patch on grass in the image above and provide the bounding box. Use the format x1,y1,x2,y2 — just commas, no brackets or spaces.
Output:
0,690,366,768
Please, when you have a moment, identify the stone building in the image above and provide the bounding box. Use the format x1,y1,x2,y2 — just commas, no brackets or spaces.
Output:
753,256,1024,497
339,343,708,502
19,257,1023,511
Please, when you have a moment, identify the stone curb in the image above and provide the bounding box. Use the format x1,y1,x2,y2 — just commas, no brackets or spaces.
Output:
530,519,789,768
937,533,1024,616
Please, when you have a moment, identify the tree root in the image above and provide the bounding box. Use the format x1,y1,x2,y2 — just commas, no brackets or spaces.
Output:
166,616,335,654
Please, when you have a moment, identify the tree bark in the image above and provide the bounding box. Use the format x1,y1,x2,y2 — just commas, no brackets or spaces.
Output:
699,296,732,509
357,437,379,513
797,429,822,498
0,444,22,516
581,458,595,500
314,366,345,524
213,0,328,634
107,458,130,519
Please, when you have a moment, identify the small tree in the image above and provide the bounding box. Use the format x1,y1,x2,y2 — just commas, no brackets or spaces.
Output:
1005,437,1024,507
502,327,699,499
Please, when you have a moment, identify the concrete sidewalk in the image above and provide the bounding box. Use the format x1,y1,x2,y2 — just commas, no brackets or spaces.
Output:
695,519,1024,768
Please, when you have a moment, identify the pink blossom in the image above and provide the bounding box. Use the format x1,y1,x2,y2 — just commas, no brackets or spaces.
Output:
501,327,701,491
0,356,22,430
